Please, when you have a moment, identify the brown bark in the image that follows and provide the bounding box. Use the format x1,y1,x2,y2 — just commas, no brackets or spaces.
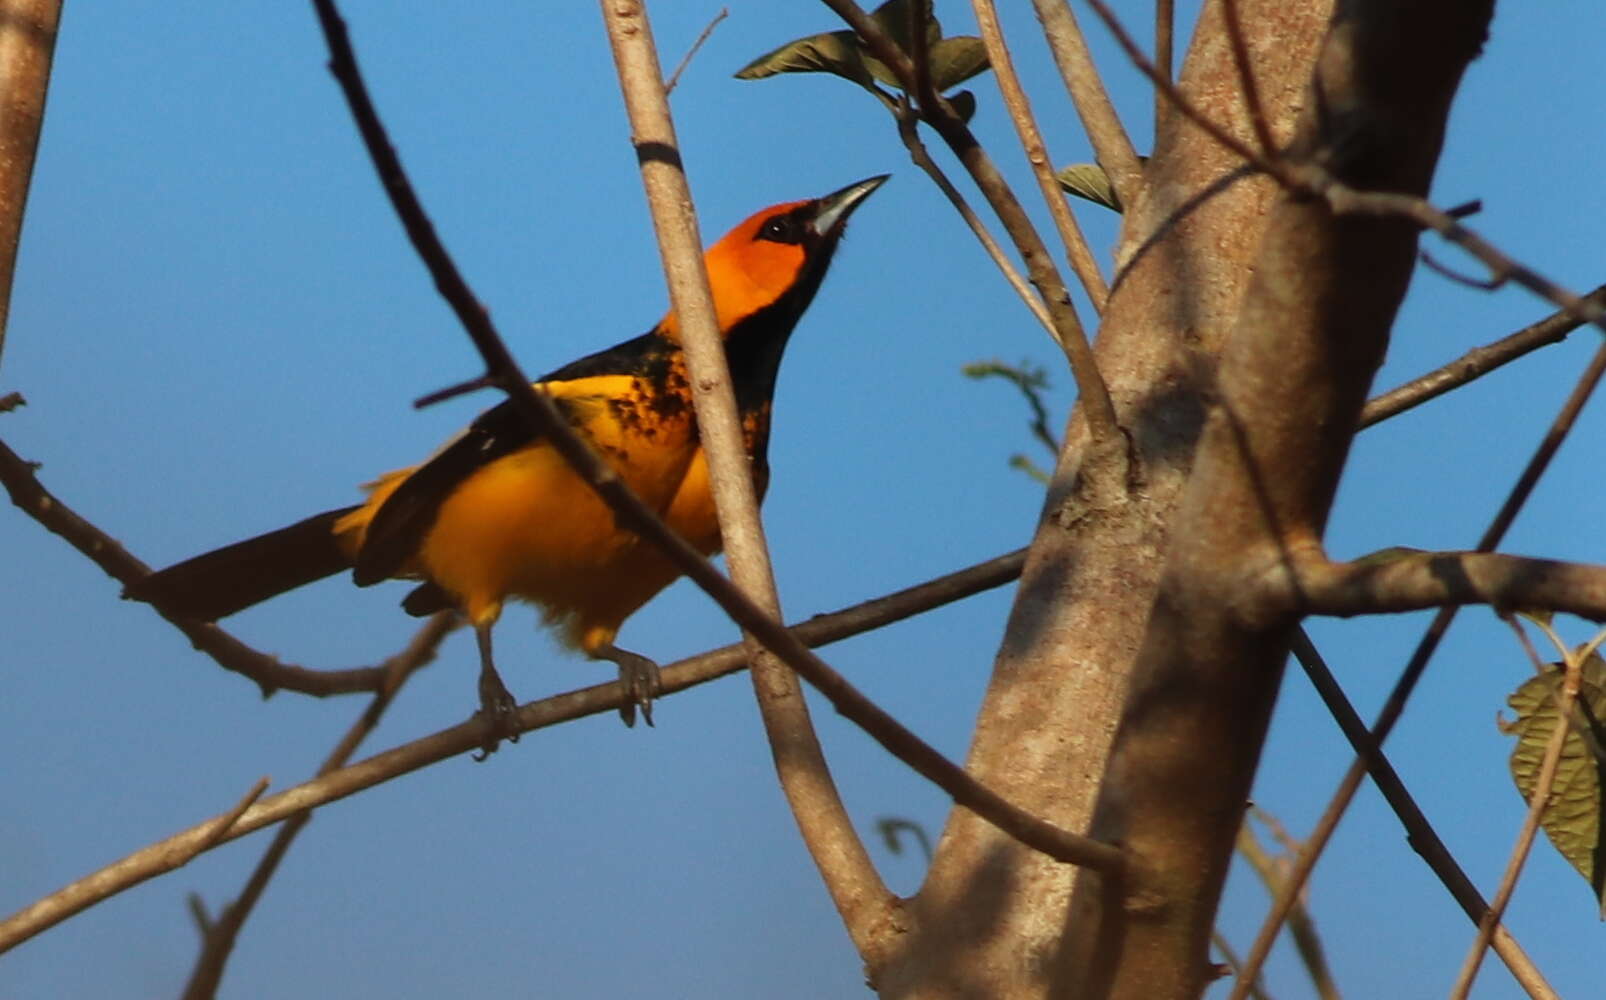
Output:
0,0,58,373
875,2,1333,995
1059,2,1494,998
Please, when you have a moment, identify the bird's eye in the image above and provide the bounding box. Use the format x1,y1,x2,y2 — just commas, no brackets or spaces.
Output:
758,215,803,244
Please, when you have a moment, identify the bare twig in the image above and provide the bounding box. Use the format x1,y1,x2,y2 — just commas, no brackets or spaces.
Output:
1447,652,1581,1000
1293,549,1606,621
1087,0,1606,337
0,435,391,697
180,614,452,1000
890,100,1058,338
1154,0,1173,132
1233,332,1599,1000
1283,631,1554,1000
187,778,271,862
0,0,61,373
597,0,893,952
311,0,1121,881
1360,285,1606,427
1219,0,1275,156
1025,0,1143,223
1211,931,1271,1000
185,894,212,937
663,7,726,94
1236,812,1340,1000
971,0,1109,309
0,545,1043,954
819,0,1127,483
908,0,931,106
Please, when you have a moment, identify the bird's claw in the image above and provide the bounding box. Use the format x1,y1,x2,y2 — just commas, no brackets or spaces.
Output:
471,670,521,761
612,652,661,728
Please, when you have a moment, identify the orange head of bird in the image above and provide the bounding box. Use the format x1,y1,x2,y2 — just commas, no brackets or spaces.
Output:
659,174,889,343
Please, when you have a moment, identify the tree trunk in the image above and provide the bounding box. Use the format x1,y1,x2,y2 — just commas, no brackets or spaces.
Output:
872,1,1492,996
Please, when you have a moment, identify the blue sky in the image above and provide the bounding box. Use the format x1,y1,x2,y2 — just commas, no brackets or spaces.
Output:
2,2,1603,997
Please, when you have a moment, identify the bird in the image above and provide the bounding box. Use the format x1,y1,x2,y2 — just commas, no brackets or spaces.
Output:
127,174,888,755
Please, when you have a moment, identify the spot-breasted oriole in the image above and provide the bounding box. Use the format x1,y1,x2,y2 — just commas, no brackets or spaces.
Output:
128,174,887,751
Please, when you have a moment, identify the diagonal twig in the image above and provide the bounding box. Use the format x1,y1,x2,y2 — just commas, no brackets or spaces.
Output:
1360,285,1606,428
1282,631,1554,1000
0,435,391,697
890,97,1057,337
971,0,1109,310
0,544,1031,954
1447,647,1583,1000
597,0,892,951
819,0,1127,486
1153,0,1173,134
1085,0,1606,337
663,7,726,94
1236,808,1340,1000
180,613,453,1000
1027,0,1142,210
1219,0,1275,157
1234,340,1606,999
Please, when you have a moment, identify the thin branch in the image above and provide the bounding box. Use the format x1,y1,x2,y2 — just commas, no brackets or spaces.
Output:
597,0,893,952
1211,930,1272,1000
0,545,1052,954
187,778,271,863
0,0,61,374
1025,0,1143,224
1219,0,1275,156
1359,285,1606,428
1447,653,1580,1000
1292,550,1606,621
0,435,391,697
1087,0,1267,170
310,0,1120,889
1236,812,1339,1000
908,0,931,107
1087,0,1606,338
890,98,1059,338
180,614,452,1000
971,0,1109,310
1232,344,1606,1000
819,0,1128,485
1278,631,1556,1000
663,7,726,94
1153,0,1173,134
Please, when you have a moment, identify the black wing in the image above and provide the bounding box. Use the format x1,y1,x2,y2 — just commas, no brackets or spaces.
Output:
351,330,672,586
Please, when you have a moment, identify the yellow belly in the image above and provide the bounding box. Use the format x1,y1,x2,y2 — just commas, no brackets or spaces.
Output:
334,374,731,654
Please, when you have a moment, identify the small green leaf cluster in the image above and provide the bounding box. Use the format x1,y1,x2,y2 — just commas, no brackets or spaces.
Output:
735,0,989,122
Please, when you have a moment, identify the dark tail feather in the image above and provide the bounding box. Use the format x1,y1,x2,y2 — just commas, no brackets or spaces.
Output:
126,506,360,621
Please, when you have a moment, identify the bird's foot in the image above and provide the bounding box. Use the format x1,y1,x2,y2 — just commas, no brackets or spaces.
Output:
597,645,661,728
471,667,521,761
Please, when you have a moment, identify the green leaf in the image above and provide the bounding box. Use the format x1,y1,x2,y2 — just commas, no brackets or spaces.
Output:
734,0,991,104
1056,163,1124,213
1501,654,1606,915
734,30,877,89
927,36,989,90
